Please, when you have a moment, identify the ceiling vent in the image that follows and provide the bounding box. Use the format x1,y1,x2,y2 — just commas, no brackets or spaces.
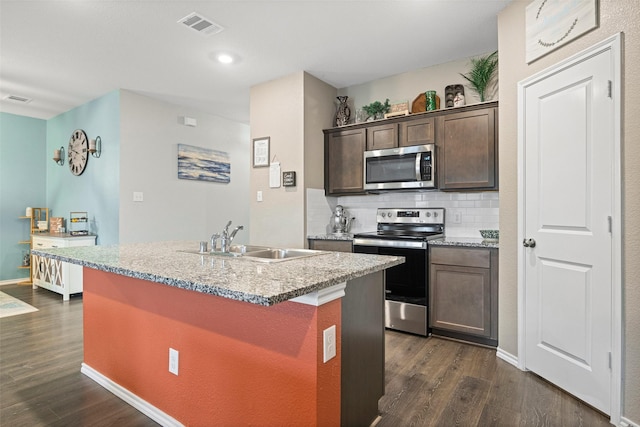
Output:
178,12,224,36
3,94,32,104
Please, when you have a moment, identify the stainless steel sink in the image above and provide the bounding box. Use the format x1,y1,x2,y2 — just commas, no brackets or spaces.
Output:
178,249,242,257
242,248,327,263
178,245,327,263
229,244,271,254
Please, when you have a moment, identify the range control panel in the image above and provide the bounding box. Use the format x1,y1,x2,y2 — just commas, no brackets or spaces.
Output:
377,208,445,224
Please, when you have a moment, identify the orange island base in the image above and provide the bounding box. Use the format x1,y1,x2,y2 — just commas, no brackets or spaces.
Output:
32,241,404,426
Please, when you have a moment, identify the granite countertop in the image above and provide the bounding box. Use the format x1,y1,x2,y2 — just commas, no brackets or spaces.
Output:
429,237,499,249
32,241,403,306
308,233,354,241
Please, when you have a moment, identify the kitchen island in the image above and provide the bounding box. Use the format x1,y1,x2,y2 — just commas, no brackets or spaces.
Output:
32,241,403,427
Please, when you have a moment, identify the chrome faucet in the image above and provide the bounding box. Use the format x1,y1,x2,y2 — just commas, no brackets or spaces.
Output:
218,221,244,253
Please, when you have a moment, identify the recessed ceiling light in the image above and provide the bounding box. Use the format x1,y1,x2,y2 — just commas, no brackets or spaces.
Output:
217,54,234,64
208,51,242,65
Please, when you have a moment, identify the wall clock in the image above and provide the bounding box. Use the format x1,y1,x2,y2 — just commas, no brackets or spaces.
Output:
68,129,89,176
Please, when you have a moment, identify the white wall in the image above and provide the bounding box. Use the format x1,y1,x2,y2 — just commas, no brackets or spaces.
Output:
249,72,335,248
119,90,250,245
338,56,496,117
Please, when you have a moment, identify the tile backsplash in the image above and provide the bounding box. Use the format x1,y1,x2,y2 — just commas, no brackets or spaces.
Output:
307,188,499,238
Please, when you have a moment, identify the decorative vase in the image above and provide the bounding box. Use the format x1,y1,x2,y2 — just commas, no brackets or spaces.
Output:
335,96,350,127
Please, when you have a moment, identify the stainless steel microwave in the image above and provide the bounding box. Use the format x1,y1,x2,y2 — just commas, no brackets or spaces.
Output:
364,144,436,191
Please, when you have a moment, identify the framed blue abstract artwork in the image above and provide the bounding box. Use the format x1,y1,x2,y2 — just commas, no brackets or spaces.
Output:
178,144,230,183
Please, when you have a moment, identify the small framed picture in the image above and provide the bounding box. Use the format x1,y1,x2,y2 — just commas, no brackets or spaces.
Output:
283,171,296,187
253,137,270,168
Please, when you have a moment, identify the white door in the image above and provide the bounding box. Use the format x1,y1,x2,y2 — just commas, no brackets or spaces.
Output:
520,45,615,414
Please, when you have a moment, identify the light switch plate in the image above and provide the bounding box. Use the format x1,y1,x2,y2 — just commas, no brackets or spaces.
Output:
169,348,179,375
323,325,336,363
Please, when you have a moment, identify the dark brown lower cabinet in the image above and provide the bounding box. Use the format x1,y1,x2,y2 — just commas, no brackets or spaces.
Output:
429,246,498,347
307,238,353,253
308,239,383,425
341,270,385,426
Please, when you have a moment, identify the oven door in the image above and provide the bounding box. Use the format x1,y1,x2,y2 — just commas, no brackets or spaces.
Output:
354,241,428,336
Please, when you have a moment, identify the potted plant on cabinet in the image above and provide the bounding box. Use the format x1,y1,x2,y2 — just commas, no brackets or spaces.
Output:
362,99,390,121
460,51,498,102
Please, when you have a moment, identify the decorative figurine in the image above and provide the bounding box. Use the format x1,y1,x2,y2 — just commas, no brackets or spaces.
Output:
335,96,351,127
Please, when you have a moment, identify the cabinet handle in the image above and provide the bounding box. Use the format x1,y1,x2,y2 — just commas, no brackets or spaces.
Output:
522,238,536,248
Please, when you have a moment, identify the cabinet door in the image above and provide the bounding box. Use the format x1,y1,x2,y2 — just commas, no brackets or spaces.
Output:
32,254,63,287
366,123,397,150
437,107,497,190
399,117,435,147
429,263,492,338
325,129,366,195
308,239,353,253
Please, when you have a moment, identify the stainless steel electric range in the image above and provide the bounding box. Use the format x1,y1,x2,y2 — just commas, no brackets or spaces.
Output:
353,208,444,336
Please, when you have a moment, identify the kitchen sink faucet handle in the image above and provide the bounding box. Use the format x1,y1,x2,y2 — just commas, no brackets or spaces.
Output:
210,233,220,253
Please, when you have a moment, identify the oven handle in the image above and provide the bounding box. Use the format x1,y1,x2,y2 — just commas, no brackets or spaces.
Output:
353,238,427,250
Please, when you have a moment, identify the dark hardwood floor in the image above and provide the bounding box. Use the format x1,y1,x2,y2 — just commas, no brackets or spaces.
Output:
1,284,611,426
379,331,611,427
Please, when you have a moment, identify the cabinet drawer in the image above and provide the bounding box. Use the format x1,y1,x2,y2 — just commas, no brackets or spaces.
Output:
430,247,490,268
32,238,64,249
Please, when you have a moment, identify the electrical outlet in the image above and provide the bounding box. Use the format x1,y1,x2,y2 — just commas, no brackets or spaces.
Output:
453,211,462,224
133,192,144,202
323,325,336,363
169,348,179,375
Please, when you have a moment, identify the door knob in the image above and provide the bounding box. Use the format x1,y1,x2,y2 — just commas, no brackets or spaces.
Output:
523,238,536,248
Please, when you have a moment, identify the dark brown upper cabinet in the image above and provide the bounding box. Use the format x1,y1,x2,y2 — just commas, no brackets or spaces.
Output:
436,105,498,191
399,116,435,147
365,117,435,151
366,122,397,151
324,102,498,196
324,128,366,195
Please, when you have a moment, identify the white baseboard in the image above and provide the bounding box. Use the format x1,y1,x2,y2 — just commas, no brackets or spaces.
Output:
81,363,184,427
0,279,25,286
496,347,519,368
621,416,640,427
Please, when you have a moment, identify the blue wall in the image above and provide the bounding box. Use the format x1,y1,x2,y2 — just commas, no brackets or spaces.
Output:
0,113,47,281
46,91,120,245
